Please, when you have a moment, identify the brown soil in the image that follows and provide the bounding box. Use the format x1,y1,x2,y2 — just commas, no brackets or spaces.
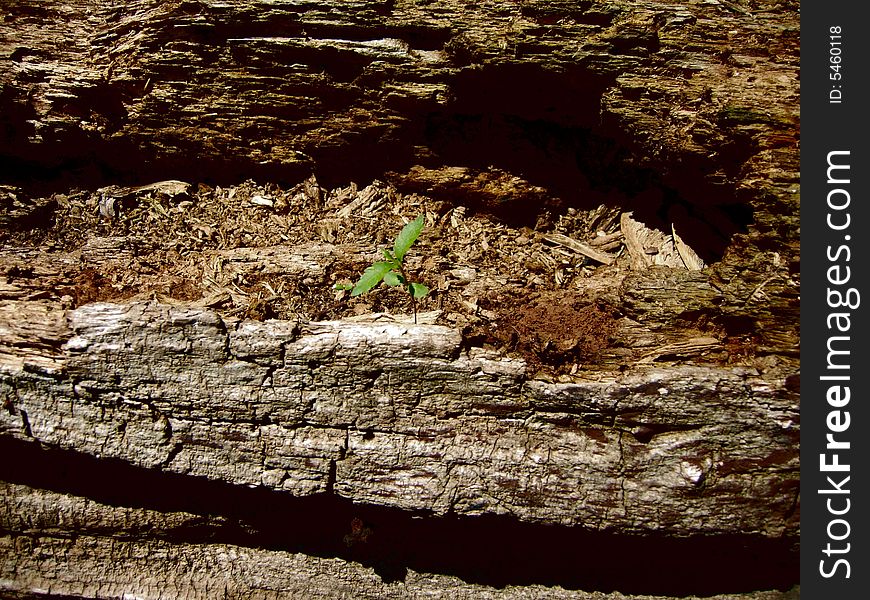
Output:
466,290,619,373
1,174,738,375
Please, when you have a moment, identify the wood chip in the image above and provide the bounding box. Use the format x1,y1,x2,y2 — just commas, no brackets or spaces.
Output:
638,337,722,363
588,231,624,247
672,224,706,270
620,212,652,269
336,181,390,218
541,233,616,265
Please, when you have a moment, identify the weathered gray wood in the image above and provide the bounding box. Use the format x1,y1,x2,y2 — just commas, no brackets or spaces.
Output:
1,300,798,535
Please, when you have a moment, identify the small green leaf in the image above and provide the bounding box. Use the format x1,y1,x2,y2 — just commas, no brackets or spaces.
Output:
393,215,425,261
382,249,398,265
351,261,393,296
333,282,354,291
408,282,429,299
383,271,404,287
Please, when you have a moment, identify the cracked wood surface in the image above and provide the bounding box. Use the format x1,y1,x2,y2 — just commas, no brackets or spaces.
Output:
1,300,798,536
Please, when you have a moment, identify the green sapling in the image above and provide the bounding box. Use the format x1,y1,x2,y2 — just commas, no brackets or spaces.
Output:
336,215,430,323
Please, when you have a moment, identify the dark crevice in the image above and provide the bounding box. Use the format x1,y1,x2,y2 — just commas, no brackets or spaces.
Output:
1,53,753,265
519,1,616,27
394,62,754,263
0,145,314,199
410,117,751,264
326,459,337,494
18,410,33,438
0,437,797,596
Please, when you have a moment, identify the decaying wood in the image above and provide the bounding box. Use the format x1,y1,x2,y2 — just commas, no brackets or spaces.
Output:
0,482,799,600
1,300,798,597
1,0,799,597
0,230,742,368
541,232,617,266
671,225,706,271
1,300,799,533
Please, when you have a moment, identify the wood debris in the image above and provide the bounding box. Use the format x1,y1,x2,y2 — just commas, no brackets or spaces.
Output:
672,224,707,270
638,337,723,363
620,212,706,271
540,232,616,265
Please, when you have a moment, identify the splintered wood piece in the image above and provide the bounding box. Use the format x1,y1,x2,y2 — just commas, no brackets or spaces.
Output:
620,212,653,269
672,224,707,271
541,233,616,265
638,337,722,363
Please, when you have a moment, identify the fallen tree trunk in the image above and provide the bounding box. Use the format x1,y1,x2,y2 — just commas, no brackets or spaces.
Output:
2,300,799,533
0,299,800,597
1,0,799,597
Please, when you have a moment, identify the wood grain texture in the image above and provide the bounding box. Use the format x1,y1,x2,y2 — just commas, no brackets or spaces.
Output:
1,301,798,535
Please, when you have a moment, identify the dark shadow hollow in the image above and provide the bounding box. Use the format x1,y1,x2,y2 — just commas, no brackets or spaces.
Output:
415,62,755,263
1,57,754,264
0,437,798,596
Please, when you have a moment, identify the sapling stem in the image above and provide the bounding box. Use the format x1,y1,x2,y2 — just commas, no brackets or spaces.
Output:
339,215,430,324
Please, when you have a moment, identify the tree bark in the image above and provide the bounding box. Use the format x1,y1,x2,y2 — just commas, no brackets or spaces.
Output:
1,0,799,598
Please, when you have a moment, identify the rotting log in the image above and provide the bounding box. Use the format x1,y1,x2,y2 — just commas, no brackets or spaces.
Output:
1,0,799,598
0,480,798,600
2,300,799,533
1,300,799,597
1,0,800,352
